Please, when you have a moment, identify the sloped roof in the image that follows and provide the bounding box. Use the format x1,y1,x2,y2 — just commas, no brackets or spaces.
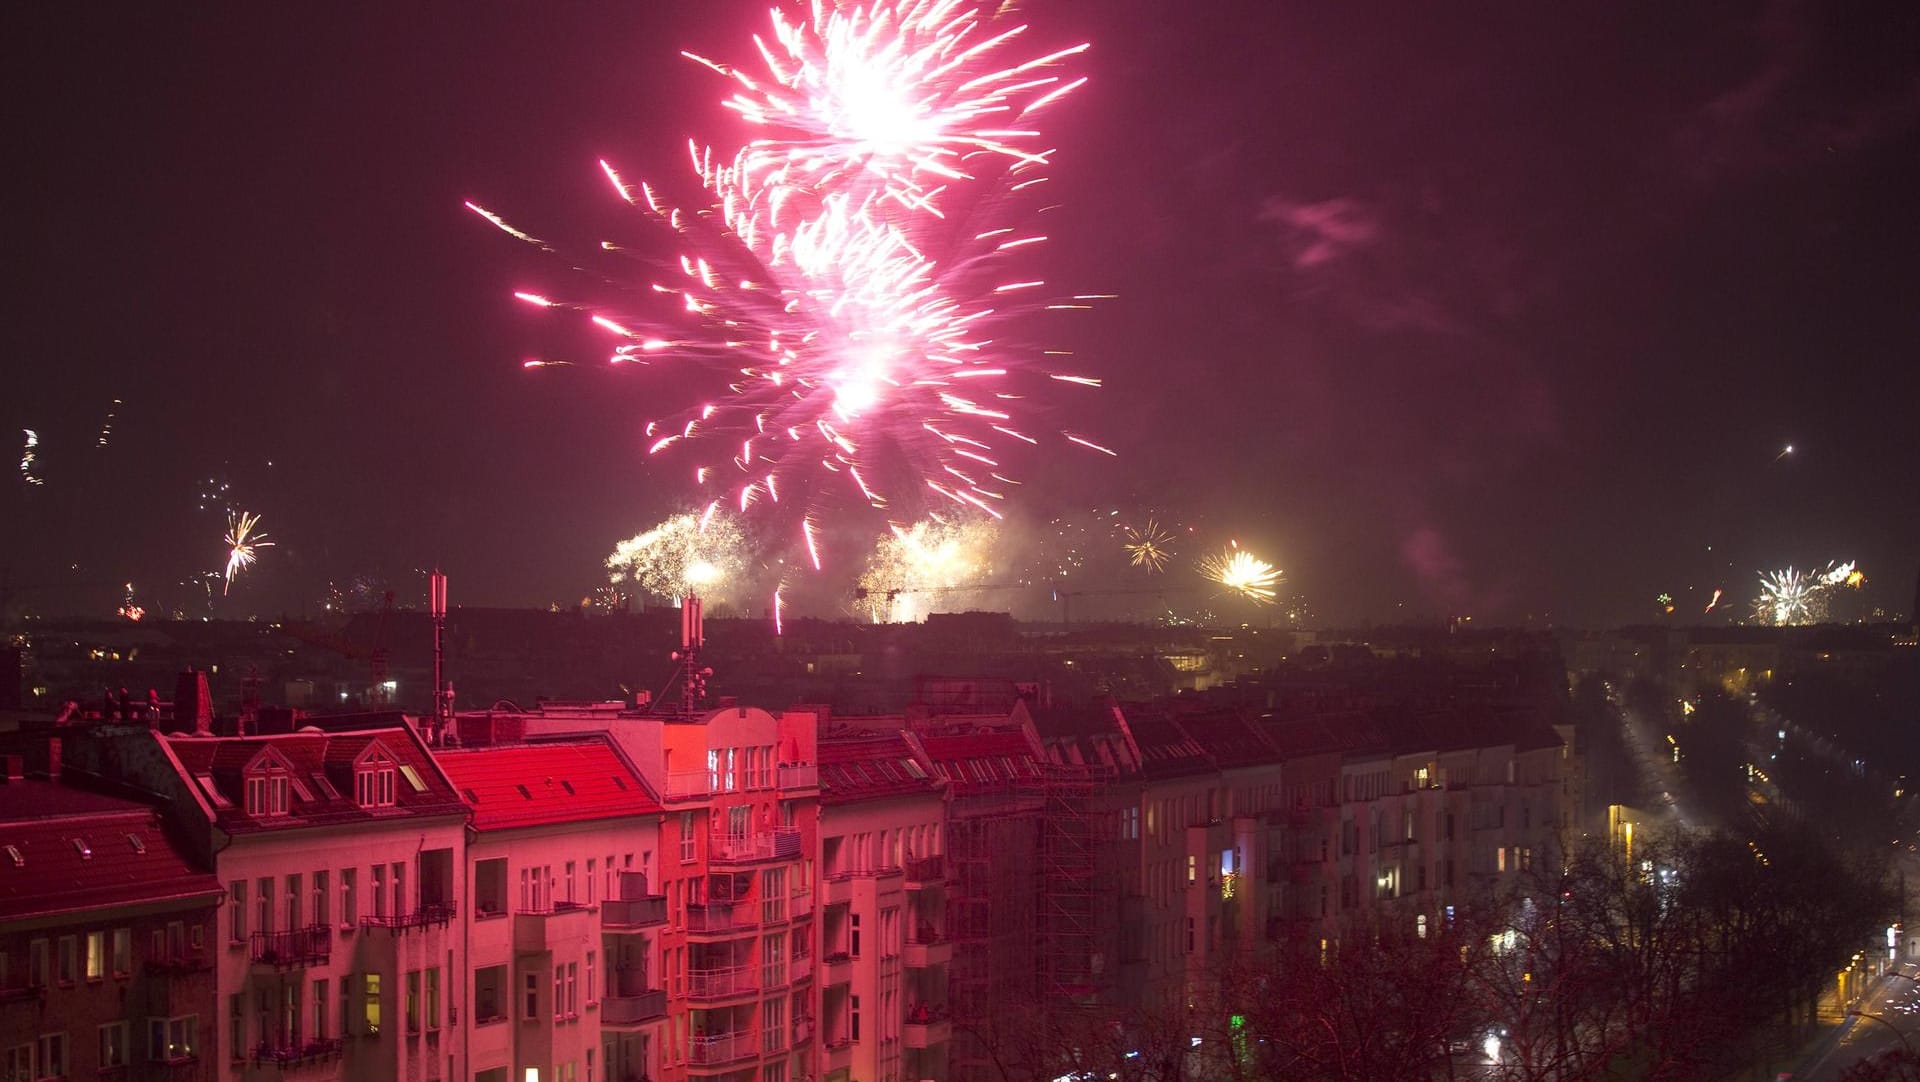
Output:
165,725,464,833
918,728,1046,793
0,781,220,921
436,738,662,831
818,730,943,805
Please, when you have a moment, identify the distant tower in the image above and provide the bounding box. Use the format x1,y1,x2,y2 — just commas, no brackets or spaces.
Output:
430,569,449,742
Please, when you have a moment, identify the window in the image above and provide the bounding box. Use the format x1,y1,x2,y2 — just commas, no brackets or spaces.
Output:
1186,918,1196,955
355,749,397,809
85,932,104,981
339,979,352,1038
363,974,382,1035
372,865,387,918
679,812,697,863
584,953,595,1006
763,997,785,1054
111,928,131,976
4,1045,29,1081
406,971,421,1033
229,996,243,1060
313,870,329,925
230,880,247,941
28,940,48,988
56,937,76,985
314,980,330,1041
1497,847,1507,874
850,994,861,1043
35,1034,65,1079
425,968,440,1029
553,968,564,1021
245,768,290,817
524,973,539,1020
1187,855,1197,884
850,913,861,958
98,1022,129,1069
148,1016,195,1063
397,764,428,792
763,933,787,988
564,861,577,904
341,868,358,925
566,963,579,1016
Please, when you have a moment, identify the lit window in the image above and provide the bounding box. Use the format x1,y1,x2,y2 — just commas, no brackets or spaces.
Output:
354,748,398,809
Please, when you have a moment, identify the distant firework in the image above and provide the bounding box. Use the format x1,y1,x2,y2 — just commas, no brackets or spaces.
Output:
471,2,1102,565
607,511,748,602
857,517,999,623
117,582,144,622
1123,519,1176,574
1704,587,1723,614
222,511,274,595
1202,542,1282,605
1753,560,1862,626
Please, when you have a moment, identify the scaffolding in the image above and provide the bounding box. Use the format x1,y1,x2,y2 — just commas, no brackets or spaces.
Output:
944,778,1043,1082
1038,763,1102,1003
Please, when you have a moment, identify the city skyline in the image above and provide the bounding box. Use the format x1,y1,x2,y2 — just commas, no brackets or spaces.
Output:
7,1,1920,627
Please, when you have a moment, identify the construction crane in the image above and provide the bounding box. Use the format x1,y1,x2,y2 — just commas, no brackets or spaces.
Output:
280,590,396,705
1050,582,1198,632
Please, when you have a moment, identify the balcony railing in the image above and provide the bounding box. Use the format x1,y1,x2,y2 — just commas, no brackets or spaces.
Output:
685,965,758,1000
250,925,332,968
251,1038,342,1067
361,900,456,931
688,1032,758,1065
903,855,945,884
777,763,818,790
708,827,802,864
600,989,667,1026
665,771,713,800
602,895,667,929
685,903,759,935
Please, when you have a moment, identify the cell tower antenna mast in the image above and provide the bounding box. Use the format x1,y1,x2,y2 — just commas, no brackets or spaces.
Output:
430,570,450,741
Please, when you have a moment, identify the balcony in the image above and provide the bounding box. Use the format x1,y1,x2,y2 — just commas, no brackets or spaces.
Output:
250,926,332,968
903,932,952,969
685,964,758,1002
251,1038,343,1068
687,1031,758,1067
708,828,803,864
685,902,760,938
513,903,592,953
777,763,818,790
789,889,814,922
903,855,945,886
601,895,667,930
904,1004,952,1049
821,950,853,985
664,771,713,802
600,989,667,1027
360,900,457,932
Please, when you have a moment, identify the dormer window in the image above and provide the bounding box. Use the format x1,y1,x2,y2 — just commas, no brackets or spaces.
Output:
356,749,397,809
242,749,295,818
245,771,290,817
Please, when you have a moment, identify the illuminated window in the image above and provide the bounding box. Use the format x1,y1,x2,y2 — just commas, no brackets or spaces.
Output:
354,746,397,809
1187,855,1197,883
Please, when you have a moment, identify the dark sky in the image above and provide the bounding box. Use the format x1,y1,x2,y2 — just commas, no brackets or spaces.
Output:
7,1,1918,627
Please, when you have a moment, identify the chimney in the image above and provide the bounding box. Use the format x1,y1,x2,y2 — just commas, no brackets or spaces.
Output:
174,669,214,735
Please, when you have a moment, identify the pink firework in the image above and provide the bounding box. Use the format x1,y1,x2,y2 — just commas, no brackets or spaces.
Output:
470,1,1102,565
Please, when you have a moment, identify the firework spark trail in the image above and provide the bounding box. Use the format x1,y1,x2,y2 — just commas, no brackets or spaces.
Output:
1202,542,1282,604
222,511,274,595
473,2,1101,565
1753,560,1864,626
19,430,43,486
606,511,748,601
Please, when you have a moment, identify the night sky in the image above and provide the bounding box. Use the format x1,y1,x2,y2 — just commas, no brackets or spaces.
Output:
7,1,1919,627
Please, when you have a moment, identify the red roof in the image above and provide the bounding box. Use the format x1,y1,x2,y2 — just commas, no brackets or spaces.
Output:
0,781,220,921
165,725,465,832
818,731,942,804
918,728,1045,793
436,738,662,831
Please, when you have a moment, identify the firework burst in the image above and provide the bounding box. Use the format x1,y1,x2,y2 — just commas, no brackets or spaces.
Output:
1122,517,1176,574
857,516,998,622
222,511,274,595
1753,560,1865,626
1202,542,1282,605
607,511,748,601
471,2,1100,564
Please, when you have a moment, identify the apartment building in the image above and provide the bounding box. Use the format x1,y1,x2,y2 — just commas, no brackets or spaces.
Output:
816,728,950,1082
0,764,223,1082
435,732,667,1082
499,700,822,1082
60,716,468,1082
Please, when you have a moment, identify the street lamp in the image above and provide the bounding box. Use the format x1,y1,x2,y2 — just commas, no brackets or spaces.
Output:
1848,1010,1918,1057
